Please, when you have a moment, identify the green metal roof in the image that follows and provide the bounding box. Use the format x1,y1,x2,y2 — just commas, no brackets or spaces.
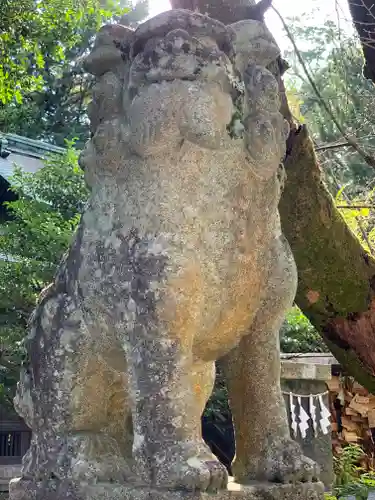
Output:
0,133,65,182
1,133,65,158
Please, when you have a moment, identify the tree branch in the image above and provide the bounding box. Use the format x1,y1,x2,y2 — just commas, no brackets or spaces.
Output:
315,141,351,152
337,205,375,209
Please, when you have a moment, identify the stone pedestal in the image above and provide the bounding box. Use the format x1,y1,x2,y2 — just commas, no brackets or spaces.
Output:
281,355,334,490
9,477,325,500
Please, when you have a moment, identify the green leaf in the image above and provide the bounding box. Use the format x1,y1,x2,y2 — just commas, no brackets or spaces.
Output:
335,184,351,203
359,208,370,217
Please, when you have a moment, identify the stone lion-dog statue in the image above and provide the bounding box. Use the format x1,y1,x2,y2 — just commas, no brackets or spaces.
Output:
10,8,320,499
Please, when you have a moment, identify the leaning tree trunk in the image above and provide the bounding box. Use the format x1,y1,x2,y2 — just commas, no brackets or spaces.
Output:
280,127,375,392
170,0,375,390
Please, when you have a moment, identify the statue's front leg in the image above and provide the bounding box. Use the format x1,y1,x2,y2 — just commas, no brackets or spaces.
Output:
125,328,228,492
222,237,319,483
122,235,227,492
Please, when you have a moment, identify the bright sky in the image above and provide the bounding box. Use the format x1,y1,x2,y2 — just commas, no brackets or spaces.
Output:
148,0,354,52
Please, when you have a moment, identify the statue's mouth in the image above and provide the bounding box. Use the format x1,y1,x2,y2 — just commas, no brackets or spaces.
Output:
128,30,236,103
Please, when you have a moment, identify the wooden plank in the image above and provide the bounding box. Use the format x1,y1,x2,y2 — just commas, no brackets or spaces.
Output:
345,392,354,403
368,408,375,428
345,407,360,416
326,376,341,392
341,416,361,432
349,395,369,416
343,430,361,442
353,395,370,405
351,415,366,423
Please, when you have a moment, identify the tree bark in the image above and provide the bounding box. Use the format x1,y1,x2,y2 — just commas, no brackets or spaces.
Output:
347,0,375,84
280,126,375,391
170,0,375,390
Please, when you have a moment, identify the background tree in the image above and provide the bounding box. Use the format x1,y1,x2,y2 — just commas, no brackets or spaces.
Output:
1,0,113,105
0,0,148,147
283,17,375,196
283,14,375,259
347,0,375,84
0,143,89,411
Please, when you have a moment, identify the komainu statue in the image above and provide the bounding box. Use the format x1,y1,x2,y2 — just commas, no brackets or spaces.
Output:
10,6,324,500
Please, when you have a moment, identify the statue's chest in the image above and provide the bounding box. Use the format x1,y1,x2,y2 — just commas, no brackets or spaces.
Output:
75,180,281,312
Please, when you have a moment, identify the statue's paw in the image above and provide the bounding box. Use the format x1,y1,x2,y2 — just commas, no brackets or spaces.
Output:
244,111,287,180
71,457,131,484
128,80,233,156
69,435,137,484
230,20,280,71
254,438,320,484
154,447,228,492
244,65,280,115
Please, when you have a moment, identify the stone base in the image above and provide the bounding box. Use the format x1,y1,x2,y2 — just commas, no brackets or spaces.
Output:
9,477,325,500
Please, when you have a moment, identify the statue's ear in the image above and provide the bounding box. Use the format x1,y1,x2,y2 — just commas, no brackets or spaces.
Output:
83,24,134,77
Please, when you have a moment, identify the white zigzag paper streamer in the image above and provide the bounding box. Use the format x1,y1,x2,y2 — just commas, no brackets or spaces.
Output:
310,395,318,436
290,392,298,437
282,390,329,440
318,394,331,435
298,396,310,439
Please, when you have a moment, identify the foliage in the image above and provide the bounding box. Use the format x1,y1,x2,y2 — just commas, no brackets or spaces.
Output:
334,444,366,487
280,306,327,353
1,0,121,104
0,322,27,415
335,184,375,256
0,142,88,411
335,477,375,499
286,86,305,124
204,363,231,420
332,472,375,499
0,0,148,147
326,444,375,499
284,17,375,196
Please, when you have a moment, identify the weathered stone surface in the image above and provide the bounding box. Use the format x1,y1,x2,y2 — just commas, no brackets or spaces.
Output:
9,477,325,500
83,24,135,76
10,7,322,500
281,360,331,381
